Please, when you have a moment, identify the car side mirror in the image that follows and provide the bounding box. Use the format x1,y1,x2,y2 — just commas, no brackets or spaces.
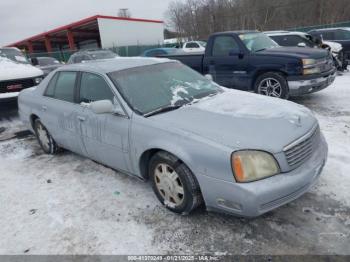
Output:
229,49,244,59
204,74,213,81
297,43,307,47
31,57,39,66
90,100,114,114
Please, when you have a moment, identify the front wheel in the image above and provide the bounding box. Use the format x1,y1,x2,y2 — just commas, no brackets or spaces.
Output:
149,151,203,215
254,72,289,99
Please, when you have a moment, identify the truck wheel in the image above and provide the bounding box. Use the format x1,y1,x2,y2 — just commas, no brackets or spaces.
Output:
34,119,59,154
149,151,203,215
255,72,289,99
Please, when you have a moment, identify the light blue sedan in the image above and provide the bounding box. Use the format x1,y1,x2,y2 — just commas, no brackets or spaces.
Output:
18,58,328,217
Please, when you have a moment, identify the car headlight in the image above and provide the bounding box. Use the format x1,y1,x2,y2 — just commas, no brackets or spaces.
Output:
302,58,321,75
34,77,43,84
302,58,316,66
231,150,280,183
303,67,321,75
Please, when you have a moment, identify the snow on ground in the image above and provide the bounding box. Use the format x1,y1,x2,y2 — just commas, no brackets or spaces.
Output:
0,73,349,255
292,74,350,207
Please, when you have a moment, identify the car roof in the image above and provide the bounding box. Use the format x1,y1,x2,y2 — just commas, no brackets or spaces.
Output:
37,56,56,59
59,57,173,74
72,49,114,55
264,31,308,36
211,30,259,36
309,27,350,32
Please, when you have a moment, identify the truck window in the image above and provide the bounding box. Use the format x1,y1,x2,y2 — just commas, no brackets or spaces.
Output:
212,36,239,56
186,42,200,48
334,29,350,40
320,31,335,40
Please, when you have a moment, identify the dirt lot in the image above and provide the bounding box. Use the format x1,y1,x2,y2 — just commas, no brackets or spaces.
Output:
0,73,349,255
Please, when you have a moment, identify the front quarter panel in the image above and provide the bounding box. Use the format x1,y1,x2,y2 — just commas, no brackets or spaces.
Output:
130,114,235,183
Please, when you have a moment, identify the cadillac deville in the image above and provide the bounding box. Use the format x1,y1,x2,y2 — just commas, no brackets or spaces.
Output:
18,58,328,217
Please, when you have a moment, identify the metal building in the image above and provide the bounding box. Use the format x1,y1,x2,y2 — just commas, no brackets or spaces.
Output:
7,15,164,54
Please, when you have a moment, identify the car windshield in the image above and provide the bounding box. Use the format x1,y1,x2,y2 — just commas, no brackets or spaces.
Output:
108,62,221,115
89,51,118,60
38,57,60,66
0,48,30,64
198,41,207,47
239,32,279,52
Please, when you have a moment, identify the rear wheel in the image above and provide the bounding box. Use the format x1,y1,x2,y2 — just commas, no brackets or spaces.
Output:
33,119,59,154
255,72,289,99
149,151,203,215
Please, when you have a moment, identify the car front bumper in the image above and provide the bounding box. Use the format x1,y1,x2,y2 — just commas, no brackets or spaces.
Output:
0,92,19,101
287,69,336,96
197,134,328,217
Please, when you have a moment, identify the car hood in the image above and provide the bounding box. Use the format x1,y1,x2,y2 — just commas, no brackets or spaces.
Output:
259,46,328,59
0,58,43,81
151,89,317,153
39,64,62,70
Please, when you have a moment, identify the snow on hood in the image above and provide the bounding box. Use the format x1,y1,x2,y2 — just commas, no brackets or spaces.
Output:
152,88,317,153
0,57,43,81
194,88,312,123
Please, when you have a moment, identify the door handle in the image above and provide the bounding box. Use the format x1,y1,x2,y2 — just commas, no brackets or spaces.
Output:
41,105,47,112
77,116,86,122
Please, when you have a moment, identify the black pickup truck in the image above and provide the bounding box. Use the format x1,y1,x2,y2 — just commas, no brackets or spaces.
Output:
161,31,336,99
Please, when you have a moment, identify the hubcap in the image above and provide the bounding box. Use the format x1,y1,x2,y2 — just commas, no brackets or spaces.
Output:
258,78,282,97
154,163,184,206
37,123,50,151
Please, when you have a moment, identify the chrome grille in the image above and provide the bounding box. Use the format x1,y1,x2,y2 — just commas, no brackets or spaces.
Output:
284,125,320,168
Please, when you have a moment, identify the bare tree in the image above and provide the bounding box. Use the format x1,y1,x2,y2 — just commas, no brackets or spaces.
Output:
166,0,350,39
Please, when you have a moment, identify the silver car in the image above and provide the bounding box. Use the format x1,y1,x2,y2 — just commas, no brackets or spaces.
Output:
18,58,328,217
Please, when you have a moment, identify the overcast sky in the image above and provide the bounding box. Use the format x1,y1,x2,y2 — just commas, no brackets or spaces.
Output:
0,0,178,46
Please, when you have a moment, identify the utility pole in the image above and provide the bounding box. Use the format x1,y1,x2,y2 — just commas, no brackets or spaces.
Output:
118,8,131,18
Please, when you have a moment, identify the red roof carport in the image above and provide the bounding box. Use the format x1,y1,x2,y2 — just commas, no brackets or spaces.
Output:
7,15,163,54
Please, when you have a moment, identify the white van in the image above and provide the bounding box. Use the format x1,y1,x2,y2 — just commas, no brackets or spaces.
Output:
0,47,44,100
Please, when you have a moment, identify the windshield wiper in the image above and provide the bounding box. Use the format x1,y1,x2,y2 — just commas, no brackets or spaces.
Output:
254,48,267,52
144,105,183,117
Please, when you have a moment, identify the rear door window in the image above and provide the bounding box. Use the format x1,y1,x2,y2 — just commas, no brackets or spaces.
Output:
48,71,77,103
44,72,59,97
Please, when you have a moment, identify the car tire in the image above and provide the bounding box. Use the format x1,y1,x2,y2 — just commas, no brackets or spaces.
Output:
149,151,203,215
254,72,289,99
34,119,59,154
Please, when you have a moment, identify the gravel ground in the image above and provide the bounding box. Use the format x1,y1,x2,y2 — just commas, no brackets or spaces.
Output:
0,73,349,255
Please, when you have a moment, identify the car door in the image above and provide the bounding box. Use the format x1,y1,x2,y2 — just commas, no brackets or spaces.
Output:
76,72,131,172
40,71,85,155
203,35,247,89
